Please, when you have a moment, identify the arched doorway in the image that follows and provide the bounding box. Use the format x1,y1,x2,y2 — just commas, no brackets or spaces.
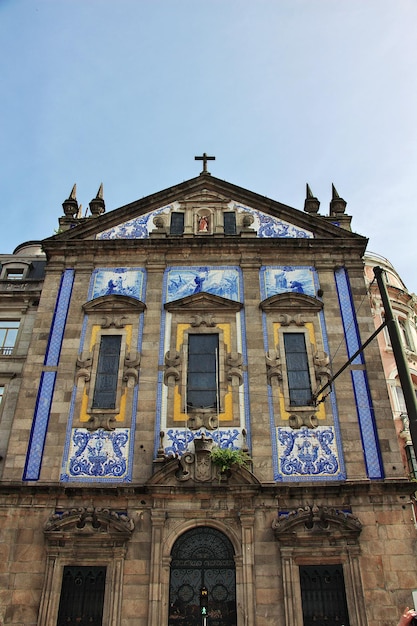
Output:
169,526,237,626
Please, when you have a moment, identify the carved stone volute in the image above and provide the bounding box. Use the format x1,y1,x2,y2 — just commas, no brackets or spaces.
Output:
265,350,282,386
44,507,134,545
123,351,141,388
76,352,93,384
164,350,181,387
272,504,362,546
176,435,218,483
226,352,243,386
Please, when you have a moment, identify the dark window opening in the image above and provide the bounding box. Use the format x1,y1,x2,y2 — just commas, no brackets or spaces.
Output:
300,564,350,626
92,335,122,409
57,566,106,626
223,212,237,235
170,212,185,235
5,268,24,280
187,334,219,409
284,332,312,406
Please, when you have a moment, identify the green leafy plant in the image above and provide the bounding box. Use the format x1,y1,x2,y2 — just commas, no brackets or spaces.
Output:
209,447,250,474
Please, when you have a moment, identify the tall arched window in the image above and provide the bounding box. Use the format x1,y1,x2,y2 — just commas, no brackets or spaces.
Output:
169,527,236,626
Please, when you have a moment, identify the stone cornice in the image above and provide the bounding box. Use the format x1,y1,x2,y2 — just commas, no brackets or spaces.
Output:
0,478,413,501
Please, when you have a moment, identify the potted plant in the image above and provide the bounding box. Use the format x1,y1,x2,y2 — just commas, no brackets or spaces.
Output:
209,446,250,475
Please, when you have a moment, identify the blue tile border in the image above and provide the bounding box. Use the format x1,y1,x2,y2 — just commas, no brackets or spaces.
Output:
24,269,75,480
23,371,57,480
44,270,75,366
334,267,383,479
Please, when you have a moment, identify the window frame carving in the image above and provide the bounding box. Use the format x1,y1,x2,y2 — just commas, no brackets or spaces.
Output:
260,292,329,429
272,504,367,626
74,295,145,430
182,327,224,417
164,292,244,431
0,260,32,281
87,328,127,423
38,507,134,626
279,327,316,411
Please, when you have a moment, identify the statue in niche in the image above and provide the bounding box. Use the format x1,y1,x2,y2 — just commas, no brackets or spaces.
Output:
198,215,209,232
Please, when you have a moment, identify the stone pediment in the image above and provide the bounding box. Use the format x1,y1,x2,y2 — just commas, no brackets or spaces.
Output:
44,507,134,539
83,294,146,314
165,291,243,313
181,188,231,205
260,292,323,312
272,504,362,545
45,174,365,247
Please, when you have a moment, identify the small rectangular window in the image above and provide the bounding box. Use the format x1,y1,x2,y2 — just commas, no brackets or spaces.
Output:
57,566,106,626
170,212,185,235
0,320,20,356
223,212,237,235
399,318,414,351
187,334,219,409
284,333,312,406
92,335,122,409
5,269,24,280
0,385,4,406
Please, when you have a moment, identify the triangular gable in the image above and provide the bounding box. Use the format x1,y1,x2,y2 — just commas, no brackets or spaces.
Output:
83,294,146,314
260,292,323,312
97,202,181,240
165,291,243,312
45,174,366,245
95,199,314,240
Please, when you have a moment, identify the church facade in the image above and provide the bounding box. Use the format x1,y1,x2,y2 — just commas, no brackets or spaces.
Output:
0,165,416,626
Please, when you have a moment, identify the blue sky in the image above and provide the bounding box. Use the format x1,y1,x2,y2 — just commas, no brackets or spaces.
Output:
1,0,416,290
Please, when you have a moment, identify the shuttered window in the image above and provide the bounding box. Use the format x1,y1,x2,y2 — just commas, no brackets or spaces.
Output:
223,212,237,235
170,212,185,235
92,335,122,409
284,333,312,406
187,334,219,410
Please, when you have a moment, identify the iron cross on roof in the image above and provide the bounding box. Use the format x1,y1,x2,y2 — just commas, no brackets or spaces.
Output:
194,152,215,174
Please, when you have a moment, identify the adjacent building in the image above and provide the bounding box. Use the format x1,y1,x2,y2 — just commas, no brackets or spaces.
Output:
0,166,416,626
364,251,417,480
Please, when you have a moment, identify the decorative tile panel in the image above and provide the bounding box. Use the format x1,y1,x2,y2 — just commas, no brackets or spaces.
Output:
260,265,317,299
96,204,177,239
233,203,314,238
61,428,130,481
95,200,313,240
164,428,242,457
89,267,145,300
166,267,241,303
334,267,383,479
276,426,340,479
